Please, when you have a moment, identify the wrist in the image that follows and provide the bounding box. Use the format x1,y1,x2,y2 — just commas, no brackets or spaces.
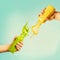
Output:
0,44,10,53
54,12,60,20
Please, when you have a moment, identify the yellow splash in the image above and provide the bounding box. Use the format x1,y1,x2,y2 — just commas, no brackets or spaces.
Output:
32,5,55,35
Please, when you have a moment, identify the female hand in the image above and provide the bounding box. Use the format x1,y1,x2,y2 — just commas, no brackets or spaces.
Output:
38,8,58,21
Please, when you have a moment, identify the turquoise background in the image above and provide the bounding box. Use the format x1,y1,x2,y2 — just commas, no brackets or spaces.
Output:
0,0,60,60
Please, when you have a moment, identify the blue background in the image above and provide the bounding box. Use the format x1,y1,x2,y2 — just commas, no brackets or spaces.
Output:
0,0,60,60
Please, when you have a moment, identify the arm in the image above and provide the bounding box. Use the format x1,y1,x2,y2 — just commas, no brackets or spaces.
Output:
0,44,10,52
0,42,23,53
54,12,60,20
39,8,60,21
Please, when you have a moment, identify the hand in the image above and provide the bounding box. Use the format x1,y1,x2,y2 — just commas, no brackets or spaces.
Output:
38,8,57,21
14,37,23,51
15,42,23,51
0,37,23,53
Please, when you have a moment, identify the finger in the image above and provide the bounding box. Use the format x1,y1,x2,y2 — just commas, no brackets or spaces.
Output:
16,47,21,51
16,44,22,48
38,12,43,17
38,8,46,17
43,8,46,13
16,45,21,51
43,8,46,12
41,8,46,14
16,42,23,47
19,42,23,45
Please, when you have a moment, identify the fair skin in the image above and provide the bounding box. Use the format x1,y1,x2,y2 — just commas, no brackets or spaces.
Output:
0,37,23,53
38,8,60,21
0,9,60,53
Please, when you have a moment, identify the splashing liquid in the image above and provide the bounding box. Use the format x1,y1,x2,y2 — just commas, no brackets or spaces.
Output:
32,5,55,35
9,23,29,53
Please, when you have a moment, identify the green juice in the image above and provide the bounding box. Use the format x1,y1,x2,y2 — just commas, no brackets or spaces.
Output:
8,23,29,53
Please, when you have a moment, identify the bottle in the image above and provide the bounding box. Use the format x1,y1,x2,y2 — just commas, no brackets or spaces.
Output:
32,5,55,35
9,23,29,53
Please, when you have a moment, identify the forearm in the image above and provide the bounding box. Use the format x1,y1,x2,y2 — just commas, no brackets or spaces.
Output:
55,12,60,20
0,44,10,53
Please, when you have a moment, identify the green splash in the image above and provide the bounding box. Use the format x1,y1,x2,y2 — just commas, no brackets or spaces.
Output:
9,23,29,53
